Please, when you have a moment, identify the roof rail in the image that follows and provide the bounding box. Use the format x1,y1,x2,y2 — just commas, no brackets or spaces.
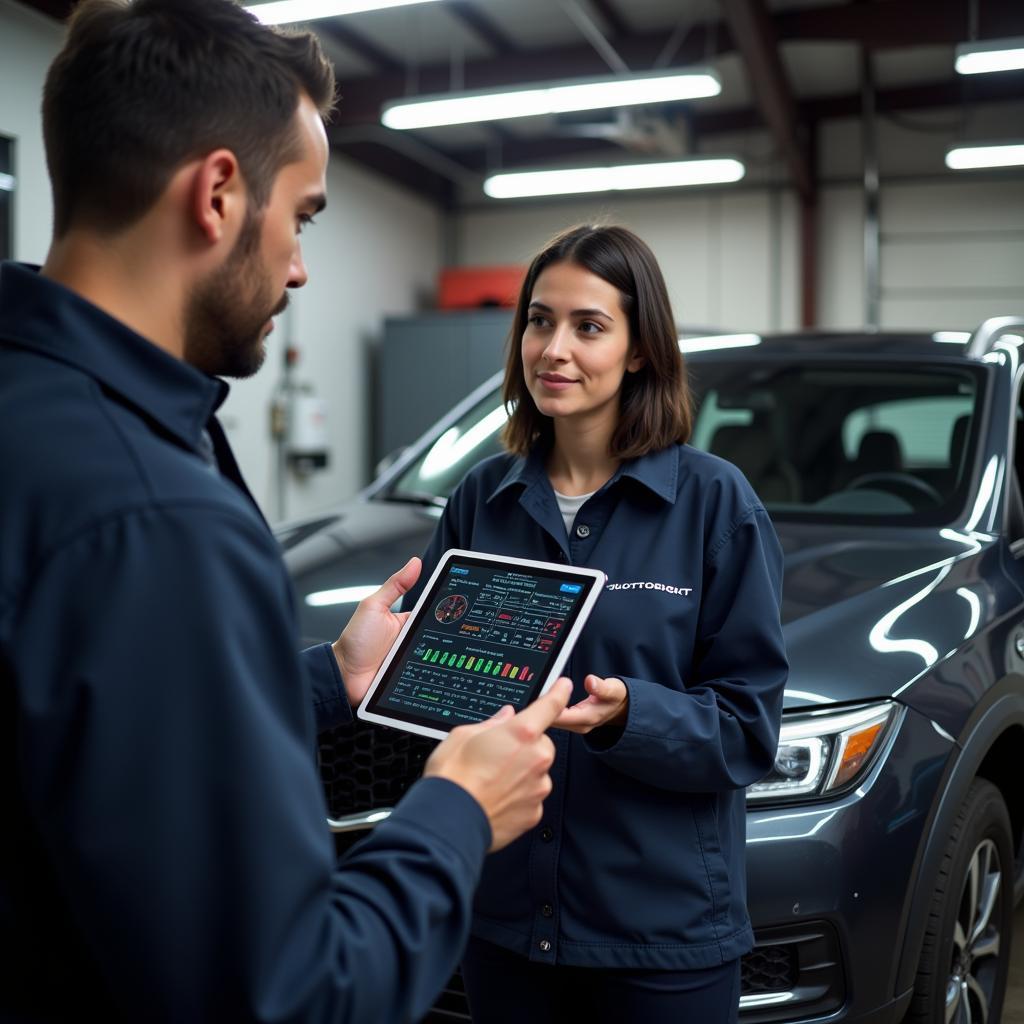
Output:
966,315,1024,360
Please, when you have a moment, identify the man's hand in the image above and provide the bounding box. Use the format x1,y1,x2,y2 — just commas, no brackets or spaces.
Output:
424,680,572,852
551,674,629,734
332,557,421,706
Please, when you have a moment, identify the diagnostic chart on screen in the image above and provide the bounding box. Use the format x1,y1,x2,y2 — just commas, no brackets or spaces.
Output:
375,559,589,727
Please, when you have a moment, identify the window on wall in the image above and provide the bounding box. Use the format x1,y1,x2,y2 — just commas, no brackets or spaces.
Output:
0,136,12,262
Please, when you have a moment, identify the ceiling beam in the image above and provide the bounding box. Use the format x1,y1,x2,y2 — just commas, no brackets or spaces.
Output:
774,0,1024,49
327,137,457,207
16,0,1024,52
803,68,1024,121
14,0,1023,204
720,0,811,198
14,0,72,17
317,21,405,76
446,2,519,54
330,25,733,124
587,0,630,40
323,0,1024,126
445,73,1024,171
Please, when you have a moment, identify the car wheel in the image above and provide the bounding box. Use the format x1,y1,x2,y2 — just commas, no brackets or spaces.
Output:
906,779,1014,1024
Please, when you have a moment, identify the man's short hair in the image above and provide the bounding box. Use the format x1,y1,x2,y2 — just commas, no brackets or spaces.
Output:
43,0,336,237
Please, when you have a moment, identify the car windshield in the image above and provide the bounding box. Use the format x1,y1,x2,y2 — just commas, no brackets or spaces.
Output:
388,360,984,525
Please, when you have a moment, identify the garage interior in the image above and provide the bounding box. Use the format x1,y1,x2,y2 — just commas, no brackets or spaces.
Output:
2,0,1024,1021
4,0,1022,523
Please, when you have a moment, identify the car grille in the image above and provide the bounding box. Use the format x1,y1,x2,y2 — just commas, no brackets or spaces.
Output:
318,719,436,817
741,943,798,993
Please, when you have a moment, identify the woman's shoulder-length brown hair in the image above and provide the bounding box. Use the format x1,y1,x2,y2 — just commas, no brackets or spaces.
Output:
501,223,693,460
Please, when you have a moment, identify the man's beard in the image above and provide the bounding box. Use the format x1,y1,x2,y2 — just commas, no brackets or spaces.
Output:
184,207,288,379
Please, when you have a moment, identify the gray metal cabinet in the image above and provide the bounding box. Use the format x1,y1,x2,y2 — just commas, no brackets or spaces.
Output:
374,309,512,466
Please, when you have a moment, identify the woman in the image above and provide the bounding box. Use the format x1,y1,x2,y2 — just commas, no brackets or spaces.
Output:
407,224,788,1023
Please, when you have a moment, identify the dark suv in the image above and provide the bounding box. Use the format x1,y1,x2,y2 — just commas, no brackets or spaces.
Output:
281,318,1024,1024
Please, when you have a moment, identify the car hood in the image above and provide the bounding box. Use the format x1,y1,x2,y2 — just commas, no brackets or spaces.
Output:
285,500,996,710
285,498,442,647
774,521,997,709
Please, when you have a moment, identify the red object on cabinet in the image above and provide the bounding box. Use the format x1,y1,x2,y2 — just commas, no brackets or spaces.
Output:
438,266,525,309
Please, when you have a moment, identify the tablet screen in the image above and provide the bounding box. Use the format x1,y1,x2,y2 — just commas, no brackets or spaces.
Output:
362,552,601,733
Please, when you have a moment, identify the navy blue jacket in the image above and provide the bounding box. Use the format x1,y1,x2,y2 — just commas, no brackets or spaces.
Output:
408,444,788,969
0,262,490,1023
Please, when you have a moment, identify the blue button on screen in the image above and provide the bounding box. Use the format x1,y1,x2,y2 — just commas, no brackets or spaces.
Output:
560,583,582,593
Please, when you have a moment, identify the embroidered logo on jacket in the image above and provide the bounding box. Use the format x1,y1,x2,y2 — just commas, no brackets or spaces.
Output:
607,581,693,596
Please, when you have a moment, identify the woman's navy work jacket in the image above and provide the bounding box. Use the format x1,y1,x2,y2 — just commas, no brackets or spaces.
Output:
408,442,789,970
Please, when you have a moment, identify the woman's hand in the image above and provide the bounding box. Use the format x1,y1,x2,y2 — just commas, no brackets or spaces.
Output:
552,674,629,734
332,557,421,706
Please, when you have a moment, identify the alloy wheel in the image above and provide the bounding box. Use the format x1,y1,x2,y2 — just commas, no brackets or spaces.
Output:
944,838,1003,1024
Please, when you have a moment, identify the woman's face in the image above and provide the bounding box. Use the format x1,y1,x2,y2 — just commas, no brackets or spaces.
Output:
521,261,644,430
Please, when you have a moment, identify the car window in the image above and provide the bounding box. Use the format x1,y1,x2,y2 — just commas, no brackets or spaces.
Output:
842,396,975,467
391,397,506,503
387,360,984,525
687,363,982,523
691,391,753,450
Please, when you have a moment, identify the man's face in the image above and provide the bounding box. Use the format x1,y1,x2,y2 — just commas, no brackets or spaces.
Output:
185,95,328,378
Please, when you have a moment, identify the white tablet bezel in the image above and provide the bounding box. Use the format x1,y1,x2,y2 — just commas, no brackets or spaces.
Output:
356,548,605,741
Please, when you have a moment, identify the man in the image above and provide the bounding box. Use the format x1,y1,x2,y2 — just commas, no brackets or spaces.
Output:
0,1,570,1020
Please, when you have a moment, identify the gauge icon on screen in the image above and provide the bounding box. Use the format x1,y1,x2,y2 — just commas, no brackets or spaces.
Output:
434,594,469,624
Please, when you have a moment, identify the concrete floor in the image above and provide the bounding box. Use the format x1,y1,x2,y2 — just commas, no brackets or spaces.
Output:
1006,902,1024,1022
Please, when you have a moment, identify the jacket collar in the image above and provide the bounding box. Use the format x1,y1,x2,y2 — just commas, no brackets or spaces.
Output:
488,440,679,505
0,262,227,450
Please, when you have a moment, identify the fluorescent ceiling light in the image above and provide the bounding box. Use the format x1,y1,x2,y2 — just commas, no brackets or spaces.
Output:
0,173,14,192
955,36,1024,74
932,331,970,344
484,157,744,199
945,142,1024,170
679,333,761,354
382,70,721,130
246,0,440,25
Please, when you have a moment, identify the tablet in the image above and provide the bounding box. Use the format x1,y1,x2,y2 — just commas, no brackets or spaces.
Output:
357,549,605,740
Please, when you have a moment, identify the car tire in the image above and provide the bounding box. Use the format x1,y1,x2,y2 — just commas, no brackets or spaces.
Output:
905,778,1014,1024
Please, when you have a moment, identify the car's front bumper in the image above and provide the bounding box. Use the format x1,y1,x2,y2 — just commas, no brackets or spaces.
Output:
743,703,954,1022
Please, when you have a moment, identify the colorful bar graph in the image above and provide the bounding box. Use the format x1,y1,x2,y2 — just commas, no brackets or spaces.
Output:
420,650,540,682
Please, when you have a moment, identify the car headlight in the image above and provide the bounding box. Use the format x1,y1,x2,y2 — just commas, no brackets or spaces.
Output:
747,701,899,804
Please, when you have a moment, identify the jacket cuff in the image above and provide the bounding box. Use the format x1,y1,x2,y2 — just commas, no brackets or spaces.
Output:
303,642,353,733
582,675,646,758
391,777,492,870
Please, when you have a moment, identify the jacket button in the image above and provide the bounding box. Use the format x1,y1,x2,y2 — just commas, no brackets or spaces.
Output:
540,827,554,842
575,523,590,538
539,940,552,952
541,903,554,918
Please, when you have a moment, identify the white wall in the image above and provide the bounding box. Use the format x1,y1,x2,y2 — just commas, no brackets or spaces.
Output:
454,187,801,333
816,105,1024,329
219,155,442,522
455,121,1024,335
0,0,62,261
